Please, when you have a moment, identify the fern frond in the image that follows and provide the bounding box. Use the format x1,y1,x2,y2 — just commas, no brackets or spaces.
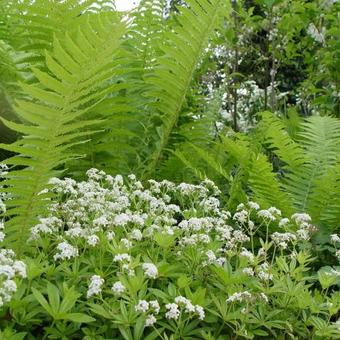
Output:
129,0,166,71
284,116,340,213
7,0,117,70
248,153,293,214
259,111,305,171
143,0,230,176
308,163,340,231
0,15,126,252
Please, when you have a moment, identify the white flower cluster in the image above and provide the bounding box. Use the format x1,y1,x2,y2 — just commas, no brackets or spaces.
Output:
0,191,27,307
257,207,281,221
142,263,158,279
24,168,324,320
331,234,340,262
0,248,27,307
271,232,296,249
0,164,9,215
165,296,205,321
330,234,340,243
112,281,125,295
257,262,273,281
135,299,160,327
307,23,325,44
30,170,232,264
87,275,104,298
53,241,79,261
226,291,252,303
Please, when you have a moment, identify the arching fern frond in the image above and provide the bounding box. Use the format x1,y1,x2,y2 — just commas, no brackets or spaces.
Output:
308,164,340,231
143,0,230,176
259,111,305,171
0,15,126,252
284,115,340,213
129,0,166,71
7,0,117,69
248,153,293,214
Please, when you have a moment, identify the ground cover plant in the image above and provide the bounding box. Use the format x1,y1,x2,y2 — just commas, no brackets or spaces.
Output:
0,0,339,339
1,168,340,338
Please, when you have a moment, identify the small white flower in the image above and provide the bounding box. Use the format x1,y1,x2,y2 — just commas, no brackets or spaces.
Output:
205,250,216,264
233,210,248,223
120,238,132,249
257,248,266,257
258,270,273,281
291,213,311,225
0,201,6,214
175,296,195,312
0,265,15,279
248,220,255,230
131,229,143,241
258,210,276,221
106,231,115,241
13,261,27,278
112,281,125,295
226,291,252,303
240,248,255,263
65,227,84,238
279,218,290,227
271,232,296,247
142,263,158,279
330,234,340,243
297,229,310,241
3,279,17,293
135,300,149,313
87,275,104,298
248,201,260,210
87,234,99,247
259,293,269,303
268,207,281,216
233,230,250,243
242,267,254,276
150,300,160,314
165,303,180,320
54,241,78,261
236,203,245,211
114,253,131,263
145,314,157,327
195,305,205,320
336,249,340,261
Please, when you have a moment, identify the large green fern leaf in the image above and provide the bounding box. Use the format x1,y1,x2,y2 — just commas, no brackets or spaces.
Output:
0,14,126,252
143,0,230,176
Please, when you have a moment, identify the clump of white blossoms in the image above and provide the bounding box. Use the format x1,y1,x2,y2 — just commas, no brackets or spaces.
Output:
142,263,158,279
0,181,27,307
87,275,104,298
174,296,205,320
135,300,150,313
0,248,27,307
24,168,329,327
53,241,79,261
226,291,252,303
112,281,125,295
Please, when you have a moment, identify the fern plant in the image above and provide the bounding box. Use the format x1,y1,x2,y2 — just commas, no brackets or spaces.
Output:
67,0,231,179
142,0,230,177
176,111,340,232
0,14,126,251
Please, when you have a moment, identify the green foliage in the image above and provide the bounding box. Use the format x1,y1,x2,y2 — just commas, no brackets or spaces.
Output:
0,0,339,338
0,14,126,251
180,112,340,231
1,173,339,338
259,112,340,230
143,0,230,177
